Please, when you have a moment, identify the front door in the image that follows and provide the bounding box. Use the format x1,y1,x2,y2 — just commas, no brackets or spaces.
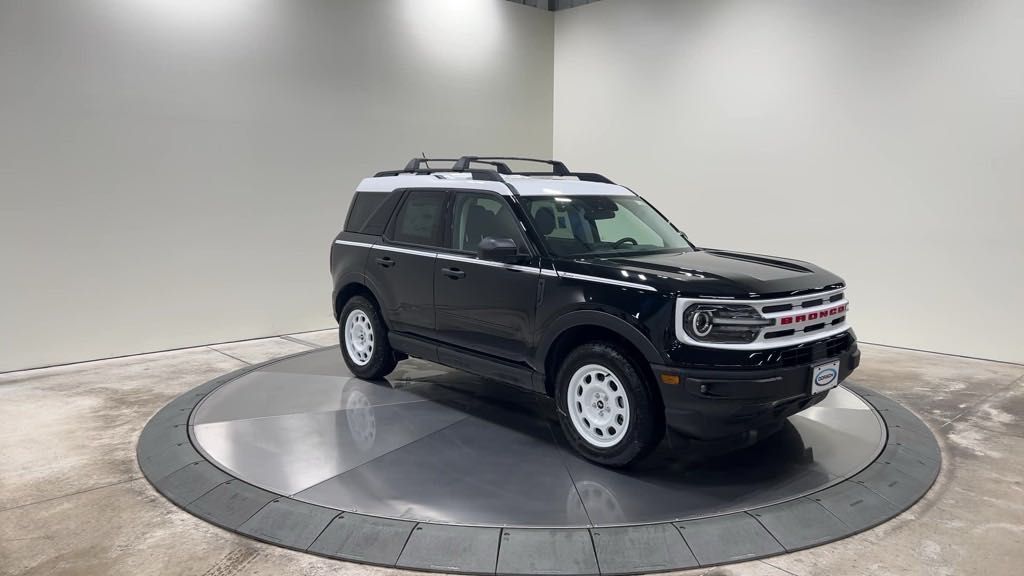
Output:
434,191,539,364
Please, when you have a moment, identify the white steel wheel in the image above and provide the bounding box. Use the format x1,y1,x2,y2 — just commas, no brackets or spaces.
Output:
567,363,631,448
344,309,375,366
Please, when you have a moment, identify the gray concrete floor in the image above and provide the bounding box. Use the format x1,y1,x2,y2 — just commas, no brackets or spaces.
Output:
1,332,1021,576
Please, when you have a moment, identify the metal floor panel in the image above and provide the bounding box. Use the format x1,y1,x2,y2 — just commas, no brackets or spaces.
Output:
294,416,589,527
137,346,941,575
192,371,453,425
192,401,468,495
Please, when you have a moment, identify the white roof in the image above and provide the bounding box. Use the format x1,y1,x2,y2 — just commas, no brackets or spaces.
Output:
504,177,632,196
356,173,634,197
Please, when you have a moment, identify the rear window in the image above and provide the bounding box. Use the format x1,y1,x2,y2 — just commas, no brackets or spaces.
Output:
344,191,393,234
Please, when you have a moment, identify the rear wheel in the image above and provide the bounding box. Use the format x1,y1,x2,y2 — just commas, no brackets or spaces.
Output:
556,342,664,467
339,295,397,380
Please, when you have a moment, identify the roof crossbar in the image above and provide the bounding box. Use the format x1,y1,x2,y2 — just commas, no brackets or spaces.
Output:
453,156,571,176
454,156,615,184
372,157,503,181
398,157,513,174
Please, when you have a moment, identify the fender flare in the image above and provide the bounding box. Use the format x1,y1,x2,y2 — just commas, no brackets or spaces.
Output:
534,310,664,372
332,273,383,320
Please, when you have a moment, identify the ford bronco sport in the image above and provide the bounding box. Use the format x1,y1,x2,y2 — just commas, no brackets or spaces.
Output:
330,156,859,466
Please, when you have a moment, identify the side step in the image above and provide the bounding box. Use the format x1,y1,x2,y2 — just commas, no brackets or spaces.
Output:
389,332,535,390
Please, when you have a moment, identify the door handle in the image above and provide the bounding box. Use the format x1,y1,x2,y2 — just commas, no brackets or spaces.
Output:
375,256,394,268
441,267,465,279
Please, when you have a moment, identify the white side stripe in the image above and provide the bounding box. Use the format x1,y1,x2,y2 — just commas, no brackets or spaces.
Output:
557,271,657,292
336,240,555,276
335,240,650,290
372,244,437,257
437,253,542,274
334,239,375,249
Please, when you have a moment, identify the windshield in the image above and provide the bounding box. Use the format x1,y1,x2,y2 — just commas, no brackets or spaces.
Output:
521,195,693,257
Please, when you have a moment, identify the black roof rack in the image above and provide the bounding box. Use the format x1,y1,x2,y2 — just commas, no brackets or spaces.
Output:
373,157,504,181
373,156,615,185
454,156,615,184
453,156,569,176
403,157,459,172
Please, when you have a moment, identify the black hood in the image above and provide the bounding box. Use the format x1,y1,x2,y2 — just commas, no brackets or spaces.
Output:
565,249,844,299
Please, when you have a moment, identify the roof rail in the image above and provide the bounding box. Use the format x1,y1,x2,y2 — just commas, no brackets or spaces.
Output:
452,156,615,184
453,156,569,176
373,168,504,182
372,156,615,185
371,157,502,181
395,157,514,174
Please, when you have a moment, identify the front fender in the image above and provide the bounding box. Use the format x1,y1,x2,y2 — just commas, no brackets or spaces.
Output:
534,309,665,370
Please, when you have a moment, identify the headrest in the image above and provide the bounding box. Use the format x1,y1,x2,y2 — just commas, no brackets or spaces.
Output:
533,207,556,236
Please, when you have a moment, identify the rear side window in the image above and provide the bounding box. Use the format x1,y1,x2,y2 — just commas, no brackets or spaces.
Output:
344,192,389,233
390,190,447,247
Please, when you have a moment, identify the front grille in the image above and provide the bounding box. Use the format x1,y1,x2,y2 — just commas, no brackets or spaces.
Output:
676,286,850,350
779,331,853,367
750,287,848,346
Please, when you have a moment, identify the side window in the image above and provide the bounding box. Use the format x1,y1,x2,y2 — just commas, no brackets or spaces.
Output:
391,190,447,247
451,192,527,253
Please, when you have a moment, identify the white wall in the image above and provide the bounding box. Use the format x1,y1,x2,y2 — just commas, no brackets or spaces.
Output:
0,0,553,372
554,0,1024,363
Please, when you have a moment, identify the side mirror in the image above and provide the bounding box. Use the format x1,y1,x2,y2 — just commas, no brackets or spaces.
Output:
478,237,520,264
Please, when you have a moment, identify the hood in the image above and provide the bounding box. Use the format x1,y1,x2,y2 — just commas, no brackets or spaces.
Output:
563,249,844,299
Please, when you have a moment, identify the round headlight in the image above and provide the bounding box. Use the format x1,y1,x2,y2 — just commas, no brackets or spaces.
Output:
691,309,714,337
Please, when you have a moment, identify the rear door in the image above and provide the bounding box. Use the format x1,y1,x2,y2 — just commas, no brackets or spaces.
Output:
365,188,448,338
434,190,540,364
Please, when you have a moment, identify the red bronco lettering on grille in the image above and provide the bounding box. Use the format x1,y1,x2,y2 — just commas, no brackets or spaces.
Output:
779,304,846,325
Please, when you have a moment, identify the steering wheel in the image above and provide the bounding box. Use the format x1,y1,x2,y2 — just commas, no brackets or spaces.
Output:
611,237,638,249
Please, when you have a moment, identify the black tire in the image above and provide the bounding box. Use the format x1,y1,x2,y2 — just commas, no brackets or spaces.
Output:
338,295,398,380
555,342,664,467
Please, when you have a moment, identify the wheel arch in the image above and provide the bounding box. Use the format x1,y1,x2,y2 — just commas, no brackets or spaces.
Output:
537,311,664,398
333,279,383,322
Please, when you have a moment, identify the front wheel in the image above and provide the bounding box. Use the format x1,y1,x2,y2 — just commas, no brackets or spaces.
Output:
339,295,397,380
556,342,664,467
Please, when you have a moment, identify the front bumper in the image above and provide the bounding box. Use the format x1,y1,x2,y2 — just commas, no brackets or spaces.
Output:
653,337,860,439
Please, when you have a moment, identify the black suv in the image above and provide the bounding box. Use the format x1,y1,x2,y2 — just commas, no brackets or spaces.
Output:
331,156,859,466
